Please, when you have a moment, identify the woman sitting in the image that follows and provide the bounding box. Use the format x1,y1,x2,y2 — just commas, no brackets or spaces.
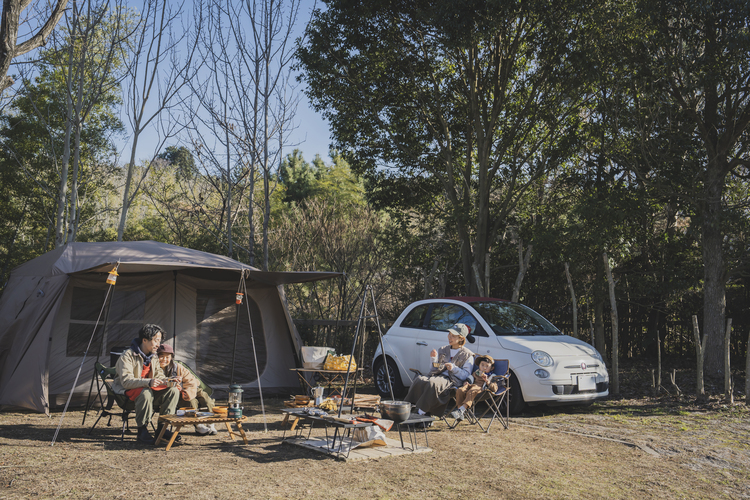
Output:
157,344,217,435
403,323,475,417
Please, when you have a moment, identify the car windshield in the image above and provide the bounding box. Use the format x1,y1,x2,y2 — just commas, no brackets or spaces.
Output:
469,301,561,336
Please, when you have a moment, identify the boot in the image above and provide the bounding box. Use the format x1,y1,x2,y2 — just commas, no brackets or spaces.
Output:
136,426,155,445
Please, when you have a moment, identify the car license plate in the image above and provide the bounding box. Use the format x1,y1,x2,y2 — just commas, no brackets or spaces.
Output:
577,375,597,391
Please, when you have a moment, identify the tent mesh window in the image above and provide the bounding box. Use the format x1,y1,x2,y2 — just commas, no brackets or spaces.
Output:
66,287,146,357
195,290,267,387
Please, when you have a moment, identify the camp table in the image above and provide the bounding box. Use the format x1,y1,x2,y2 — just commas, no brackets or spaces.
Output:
155,414,249,451
281,408,373,459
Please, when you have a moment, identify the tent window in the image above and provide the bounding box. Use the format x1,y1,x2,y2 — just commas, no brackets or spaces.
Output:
66,287,146,357
195,290,267,387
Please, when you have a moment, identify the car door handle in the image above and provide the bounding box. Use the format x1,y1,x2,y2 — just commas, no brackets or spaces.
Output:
416,341,428,346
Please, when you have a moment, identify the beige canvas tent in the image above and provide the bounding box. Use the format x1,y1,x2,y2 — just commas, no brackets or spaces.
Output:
0,240,338,414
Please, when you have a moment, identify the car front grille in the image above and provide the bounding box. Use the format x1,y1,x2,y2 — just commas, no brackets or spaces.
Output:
552,381,609,395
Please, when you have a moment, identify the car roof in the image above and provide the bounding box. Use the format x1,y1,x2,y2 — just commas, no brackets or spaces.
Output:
443,296,509,303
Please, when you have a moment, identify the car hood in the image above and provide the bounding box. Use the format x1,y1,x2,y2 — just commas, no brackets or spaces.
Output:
495,335,602,359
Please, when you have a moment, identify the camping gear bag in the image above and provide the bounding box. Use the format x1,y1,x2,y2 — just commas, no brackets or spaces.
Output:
323,353,357,371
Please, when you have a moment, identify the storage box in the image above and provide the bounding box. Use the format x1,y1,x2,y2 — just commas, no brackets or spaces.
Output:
301,346,333,369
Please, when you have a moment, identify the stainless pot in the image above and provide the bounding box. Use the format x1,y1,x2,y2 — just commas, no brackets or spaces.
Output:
378,400,412,422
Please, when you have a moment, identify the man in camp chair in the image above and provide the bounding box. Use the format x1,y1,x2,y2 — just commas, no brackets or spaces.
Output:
449,355,499,422
157,343,217,435
112,324,180,445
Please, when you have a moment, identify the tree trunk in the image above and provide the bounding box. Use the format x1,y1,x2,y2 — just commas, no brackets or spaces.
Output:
511,243,531,303
724,318,732,397
701,174,726,377
603,252,619,395
564,262,577,337
594,258,606,356
692,315,706,399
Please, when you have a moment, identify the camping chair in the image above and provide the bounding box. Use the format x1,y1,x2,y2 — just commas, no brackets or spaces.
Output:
173,360,215,409
444,359,511,432
88,362,136,440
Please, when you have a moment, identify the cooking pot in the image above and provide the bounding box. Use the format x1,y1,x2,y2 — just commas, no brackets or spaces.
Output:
378,400,412,422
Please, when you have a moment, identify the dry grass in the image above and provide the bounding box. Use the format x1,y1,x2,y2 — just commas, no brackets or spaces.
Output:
1,390,749,500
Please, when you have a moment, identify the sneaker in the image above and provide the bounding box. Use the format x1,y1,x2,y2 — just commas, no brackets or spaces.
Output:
208,424,218,435
195,423,211,435
136,426,155,445
450,408,465,421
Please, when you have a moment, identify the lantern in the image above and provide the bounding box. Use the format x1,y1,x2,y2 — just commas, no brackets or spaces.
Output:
106,268,119,286
228,384,244,418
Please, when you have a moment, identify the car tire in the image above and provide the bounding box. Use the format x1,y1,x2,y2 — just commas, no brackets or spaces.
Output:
373,357,405,399
507,371,526,415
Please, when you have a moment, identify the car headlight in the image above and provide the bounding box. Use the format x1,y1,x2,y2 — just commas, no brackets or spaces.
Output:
534,369,550,378
532,350,553,367
592,350,603,362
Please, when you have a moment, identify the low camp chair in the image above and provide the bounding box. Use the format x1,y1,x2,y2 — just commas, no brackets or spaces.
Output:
445,359,511,432
173,360,214,409
88,362,136,440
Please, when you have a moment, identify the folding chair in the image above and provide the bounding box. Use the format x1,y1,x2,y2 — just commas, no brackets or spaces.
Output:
445,359,511,432
88,362,137,440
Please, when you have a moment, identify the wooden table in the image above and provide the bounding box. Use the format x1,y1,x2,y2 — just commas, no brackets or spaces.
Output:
156,414,249,451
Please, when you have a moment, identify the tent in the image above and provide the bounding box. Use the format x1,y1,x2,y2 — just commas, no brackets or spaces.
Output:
0,240,338,414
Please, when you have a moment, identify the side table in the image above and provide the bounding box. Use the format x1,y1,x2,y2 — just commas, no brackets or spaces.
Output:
394,415,434,451
156,414,249,451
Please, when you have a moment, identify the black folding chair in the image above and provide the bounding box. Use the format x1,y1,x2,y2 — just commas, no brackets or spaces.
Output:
88,362,136,440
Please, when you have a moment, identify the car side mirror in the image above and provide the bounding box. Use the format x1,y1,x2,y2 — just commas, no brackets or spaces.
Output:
466,334,476,344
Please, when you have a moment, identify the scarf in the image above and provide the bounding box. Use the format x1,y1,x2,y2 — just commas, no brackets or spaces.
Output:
130,338,154,366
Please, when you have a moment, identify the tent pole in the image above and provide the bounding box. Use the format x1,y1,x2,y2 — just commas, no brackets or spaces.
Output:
242,275,267,432
53,262,120,446
338,285,370,418
81,280,116,426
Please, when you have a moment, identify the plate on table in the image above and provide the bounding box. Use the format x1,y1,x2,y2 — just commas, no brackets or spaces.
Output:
195,412,215,418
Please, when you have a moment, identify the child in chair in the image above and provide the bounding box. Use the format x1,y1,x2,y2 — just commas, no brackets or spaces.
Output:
157,344,217,435
450,355,499,421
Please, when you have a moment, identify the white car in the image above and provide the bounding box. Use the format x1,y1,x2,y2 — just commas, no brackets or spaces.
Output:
371,297,609,414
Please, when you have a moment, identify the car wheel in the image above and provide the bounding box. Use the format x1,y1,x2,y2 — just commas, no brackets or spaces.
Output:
373,357,405,399
507,371,526,415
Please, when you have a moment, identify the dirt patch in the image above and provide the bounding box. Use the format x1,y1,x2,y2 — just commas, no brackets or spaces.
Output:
1,393,749,500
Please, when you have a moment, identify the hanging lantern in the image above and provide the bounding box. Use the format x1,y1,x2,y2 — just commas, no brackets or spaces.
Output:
235,292,244,304
228,384,244,418
106,268,119,285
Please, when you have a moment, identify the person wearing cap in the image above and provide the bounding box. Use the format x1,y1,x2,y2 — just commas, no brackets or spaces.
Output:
450,354,499,421
156,343,217,436
112,324,181,445
403,323,475,419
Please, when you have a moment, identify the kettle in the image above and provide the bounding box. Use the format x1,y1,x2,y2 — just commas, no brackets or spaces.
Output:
312,386,324,406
